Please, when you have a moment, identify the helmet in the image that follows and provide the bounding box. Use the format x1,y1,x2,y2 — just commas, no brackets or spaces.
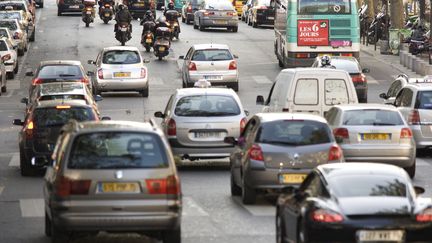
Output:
118,3,125,10
145,10,153,17
321,55,331,66
168,1,174,9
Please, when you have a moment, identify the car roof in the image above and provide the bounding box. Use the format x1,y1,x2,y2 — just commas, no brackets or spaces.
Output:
192,43,230,50
333,103,398,111
404,82,432,90
280,68,349,75
254,112,328,123
175,87,238,96
317,162,408,179
73,120,158,133
38,82,87,96
102,46,140,52
39,60,83,66
34,99,92,108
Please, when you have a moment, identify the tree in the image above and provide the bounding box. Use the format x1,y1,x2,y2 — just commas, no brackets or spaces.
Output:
419,0,426,22
389,0,404,28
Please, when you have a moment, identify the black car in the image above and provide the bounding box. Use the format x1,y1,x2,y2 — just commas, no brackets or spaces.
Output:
124,0,156,19
57,0,84,16
247,0,274,28
181,0,201,24
276,162,432,243
13,100,104,176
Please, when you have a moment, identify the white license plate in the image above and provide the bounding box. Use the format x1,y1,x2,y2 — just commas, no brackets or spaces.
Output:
268,16,274,20
214,20,227,25
194,132,223,138
69,5,79,8
204,75,222,80
146,39,152,43
357,230,404,241
120,27,127,31
104,13,110,17
86,11,92,14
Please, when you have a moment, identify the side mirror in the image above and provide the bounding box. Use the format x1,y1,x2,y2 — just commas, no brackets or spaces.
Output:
101,116,111,120
223,136,237,145
256,95,264,105
20,97,29,104
94,95,103,102
414,186,425,196
143,59,150,63
87,71,95,76
154,111,165,118
87,60,96,65
362,68,370,73
25,70,34,76
379,93,387,99
13,119,24,126
233,54,239,59
179,55,185,59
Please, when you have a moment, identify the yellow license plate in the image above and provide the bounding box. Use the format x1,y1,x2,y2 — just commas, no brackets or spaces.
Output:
280,174,307,184
101,182,140,193
114,72,130,78
318,53,332,57
362,133,390,140
104,13,110,17
159,46,165,51
134,3,145,6
146,39,152,43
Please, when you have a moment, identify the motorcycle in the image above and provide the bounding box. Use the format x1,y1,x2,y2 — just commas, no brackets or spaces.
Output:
99,3,114,24
141,21,156,52
358,3,369,38
367,7,389,44
82,6,95,27
409,30,430,55
115,23,131,46
165,10,180,40
154,27,171,60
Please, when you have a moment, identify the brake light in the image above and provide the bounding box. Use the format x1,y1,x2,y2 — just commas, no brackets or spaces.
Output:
56,176,91,197
56,105,71,109
32,78,43,85
328,145,342,161
408,110,420,125
85,6,93,11
351,74,366,83
140,68,147,78
229,61,237,70
296,53,309,58
146,175,181,195
312,209,343,223
187,5,192,12
97,69,103,79
188,62,197,71
416,208,432,222
167,118,176,136
400,128,413,139
80,77,89,84
248,144,264,161
104,3,110,7
204,11,214,16
25,120,34,138
227,11,236,16
340,53,353,57
240,117,247,134
333,128,349,140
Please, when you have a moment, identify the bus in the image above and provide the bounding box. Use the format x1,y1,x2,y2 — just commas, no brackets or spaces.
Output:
274,0,360,68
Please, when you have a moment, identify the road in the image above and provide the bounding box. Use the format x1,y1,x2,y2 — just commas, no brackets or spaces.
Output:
0,1,432,243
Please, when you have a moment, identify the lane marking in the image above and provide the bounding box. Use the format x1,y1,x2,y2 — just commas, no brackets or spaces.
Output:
20,198,44,217
233,197,275,216
0,186,4,196
252,75,272,84
8,152,19,167
182,197,209,217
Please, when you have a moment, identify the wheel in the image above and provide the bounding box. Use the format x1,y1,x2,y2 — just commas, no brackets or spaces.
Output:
18,48,24,56
85,22,90,27
29,29,35,42
252,20,258,28
404,161,416,178
181,16,185,23
230,173,241,196
199,19,205,31
51,222,69,243
232,26,238,33
45,211,52,237
121,40,125,46
145,46,150,52
186,18,191,25
7,71,14,79
141,86,149,97
19,149,35,176
247,16,252,26
162,226,181,243
103,19,109,24
276,211,285,243
241,175,256,204
1,84,6,93
278,58,284,68
158,55,163,61
241,14,245,21
229,83,239,92
193,20,198,29
298,222,308,243
39,2,43,8
14,62,18,74
57,9,62,16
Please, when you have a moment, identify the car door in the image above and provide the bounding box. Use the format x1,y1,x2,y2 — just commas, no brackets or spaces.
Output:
183,47,194,81
394,88,414,122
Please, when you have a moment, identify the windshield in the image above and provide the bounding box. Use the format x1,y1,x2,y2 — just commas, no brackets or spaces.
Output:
39,94,86,101
342,109,404,126
33,107,96,127
0,29,10,38
37,65,83,79
329,175,408,198
192,49,233,61
0,12,21,20
257,120,332,146
68,132,168,169
0,21,17,30
174,95,241,117
298,0,351,14
330,59,361,73
102,50,141,64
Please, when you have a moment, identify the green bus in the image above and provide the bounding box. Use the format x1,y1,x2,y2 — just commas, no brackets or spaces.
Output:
274,0,360,68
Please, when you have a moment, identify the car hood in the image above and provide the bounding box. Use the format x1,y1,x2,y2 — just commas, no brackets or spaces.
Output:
337,197,412,216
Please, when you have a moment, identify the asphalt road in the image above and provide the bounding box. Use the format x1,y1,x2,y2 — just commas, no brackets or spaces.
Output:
1,1,432,243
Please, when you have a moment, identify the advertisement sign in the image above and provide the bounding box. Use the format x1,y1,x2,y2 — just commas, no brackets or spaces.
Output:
297,20,329,46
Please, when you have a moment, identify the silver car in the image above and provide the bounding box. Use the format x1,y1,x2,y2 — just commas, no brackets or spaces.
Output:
154,85,247,160
0,10,35,42
179,44,239,91
193,0,239,32
326,104,416,178
44,120,181,243
225,113,343,204
88,46,149,97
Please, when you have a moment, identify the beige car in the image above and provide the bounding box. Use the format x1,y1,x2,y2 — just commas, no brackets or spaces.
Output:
0,18,27,56
43,120,181,243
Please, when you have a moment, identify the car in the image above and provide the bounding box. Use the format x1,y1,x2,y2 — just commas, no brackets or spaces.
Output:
56,0,84,16
43,120,181,243
88,46,149,97
393,81,432,152
193,0,239,32
326,104,416,177
232,0,244,17
0,35,18,79
379,73,420,104
276,163,432,243
12,100,105,176
312,56,370,103
224,113,343,204
240,0,251,21
181,0,202,24
0,0,34,21
125,0,156,19
246,0,274,28
0,10,36,42
179,44,239,91
0,18,27,56
154,81,248,160
26,60,93,95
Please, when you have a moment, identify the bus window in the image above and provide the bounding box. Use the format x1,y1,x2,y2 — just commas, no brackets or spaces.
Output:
298,0,351,14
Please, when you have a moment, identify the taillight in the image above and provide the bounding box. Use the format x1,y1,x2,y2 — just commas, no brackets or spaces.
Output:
80,77,89,84
340,53,353,57
187,5,192,12
312,209,343,223
104,3,110,7
296,53,309,58
188,62,197,71
248,144,264,161
2,54,11,61
167,118,176,136
328,145,342,161
146,175,181,195
400,128,413,139
351,74,366,83
204,11,214,16
85,6,93,11
140,68,147,78
229,61,237,70
408,110,420,125
416,208,432,222
333,128,349,140
227,11,236,16
240,117,247,134
25,120,34,139
32,78,43,85
97,69,103,79
56,176,91,197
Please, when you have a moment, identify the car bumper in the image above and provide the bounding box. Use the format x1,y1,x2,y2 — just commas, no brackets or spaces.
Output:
169,138,234,159
255,15,274,25
411,126,432,149
96,78,149,92
4,62,15,73
187,72,238,85
22,146,51,168
201,18,238,27
354,86,367,102
58,4,84,12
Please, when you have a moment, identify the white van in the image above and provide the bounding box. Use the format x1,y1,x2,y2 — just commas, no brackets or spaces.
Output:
256,68,358,117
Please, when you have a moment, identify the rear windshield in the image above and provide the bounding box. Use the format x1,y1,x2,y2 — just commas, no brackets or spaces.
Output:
0,21,17,30
38,65,83,79
33,107,96,127
39,94,86,101
342,109,404,126
192,49,233,61
328,175,407,198
0,40,8,51
298,0,351,14
331,59,361,74
415,91,432,109
0,12,21,20
175,95,240,116
206,1,234,10
68,132,168,169
257,120,332,146
102,50,141,64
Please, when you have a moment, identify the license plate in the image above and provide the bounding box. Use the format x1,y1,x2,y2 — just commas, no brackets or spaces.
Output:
357,230,404,241
134,3,144,6
69,5,80,8
268,16,274,20
280,174,307,184
159,46,165,51
204,75,223,80
146,38,152,43
362,133,390,140
215,20,227,25
98,182,140,193
104,13,110,17
194,132,223,138
318,53,332,57
86,11,92,14
113,72,130,78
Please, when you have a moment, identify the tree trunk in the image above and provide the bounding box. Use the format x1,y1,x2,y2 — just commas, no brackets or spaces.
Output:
364,0,375,18
419,0,426,22
389,0,404,28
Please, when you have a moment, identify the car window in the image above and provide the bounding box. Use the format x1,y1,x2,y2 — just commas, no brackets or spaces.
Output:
331,59,361,74
415,91,432,109
102,50,141,64
0,29,10,38
294,78,318,105
0,40,8,51
242,118,256,142
191,49,233,61
0,12,21,20
185,47,193,60
342,109,404,126
257,120,332,145
39,94,86,102
38,65,83,78
164,95,174,116
298,0,351,14
33,107,96,127
325,79,348,105
387,80,402,97
68,132,168,169
174,95,241,116
0,21,17,30
328,175,408,198
398,88,413,107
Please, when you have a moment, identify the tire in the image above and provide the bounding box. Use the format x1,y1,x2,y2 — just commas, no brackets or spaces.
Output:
230,82,239,92
85,22,90,27
252,20,258,28
241,14,245,21
162,226,181,243
199,19,205,31
45,211,52,237
278,58,284,68
14,62,18,74
18,48,24,56
20,149,34,176
298,222,308,243
247,16,252,26
181,16,185,23
276,211,285,243
29,29,35,42
39,2,44,8
145,46,151,52
103,19,109,24
232,26,238,32
404,160,416,178
186,18,191,25
51,222,69,243
193,20,198,29
141,86,149,97
158,55,163,61
230,173,241,196
242,176,256,204
57,9,62,16
7,71,14,79
1,84,6,93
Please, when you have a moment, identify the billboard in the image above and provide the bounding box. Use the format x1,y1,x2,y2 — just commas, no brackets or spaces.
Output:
297,20,329,46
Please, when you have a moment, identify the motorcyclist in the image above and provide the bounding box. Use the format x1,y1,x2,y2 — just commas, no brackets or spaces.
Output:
412,24,427,41
141,10,155,25
82,0,96,19
320,55,336,68
98,0,114,15
115,4,133,38
141,10,156,43
153,16,170,41
164,1,181,35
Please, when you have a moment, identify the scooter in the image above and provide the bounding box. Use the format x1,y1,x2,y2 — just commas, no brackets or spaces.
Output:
141,21,156,52
409,30,430,55
154,27,171,60
82,6,95,27
165,10,180,40
99,3,114,24
115,23,131,46
367,7,389,44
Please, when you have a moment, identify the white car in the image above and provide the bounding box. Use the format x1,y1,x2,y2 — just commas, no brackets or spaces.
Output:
0,35,18,79
0,19,27,56
0,10,35,42
88,46,149,97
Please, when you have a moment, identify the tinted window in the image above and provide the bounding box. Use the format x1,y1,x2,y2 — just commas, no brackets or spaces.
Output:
39,94,86,101
174,95,241,116
331,59,361,74
191,49,233,61
387,80,402,97
0,21,17,30
0,40,7,51
294,79,318,105
103,50,141,64
257,120,332,146
206,1,234,10
68,132,168,169
38,65,83,79
342,109,404,126
415,91,432,109
33,107,96,127
328,175,408,198
325,79,348,105
298,0,351,14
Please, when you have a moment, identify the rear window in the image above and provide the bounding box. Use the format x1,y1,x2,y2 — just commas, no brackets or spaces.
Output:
0,29,9,38
33,107,96,127
0,40,8,51
39,94,86,101
192,49,233,61
325,79,349,105
331,59,361,74
298,0,351,14
0,12,21,21
294,79,318,105
0,4,25,11
257,0,271,6
68,132,168,169
415,91,432,109
328,175,407,198
257,120,332,146
38,65,83,79
342,109,404,126
102,50,141,64
0,21,17,30
174,95,240,116
206,1,234,10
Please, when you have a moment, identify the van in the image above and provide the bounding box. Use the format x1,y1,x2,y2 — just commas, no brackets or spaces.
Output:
256,68,358,117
